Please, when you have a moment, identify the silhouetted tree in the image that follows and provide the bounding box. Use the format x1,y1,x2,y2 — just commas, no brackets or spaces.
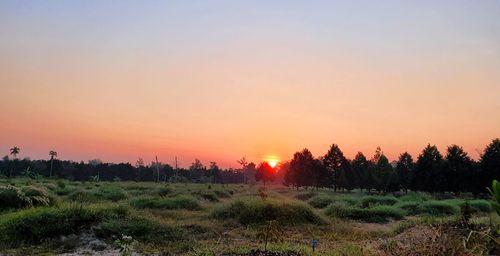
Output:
323,144,349,191
396,152,414,193
351,152,370,191
49,150,57,178
444,145,472,195
413,144,444,193
209,161,221,184
288,149,317,189
481,138,500,193
255,161,275,187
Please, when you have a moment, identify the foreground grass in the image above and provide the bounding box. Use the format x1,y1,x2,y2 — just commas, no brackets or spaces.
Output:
0,179,498,255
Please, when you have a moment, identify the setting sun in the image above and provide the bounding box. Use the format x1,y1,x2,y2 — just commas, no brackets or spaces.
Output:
267,159,278,168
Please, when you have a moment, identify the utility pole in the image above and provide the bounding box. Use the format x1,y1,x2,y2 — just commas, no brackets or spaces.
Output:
175,156,178,182
155,156,160,183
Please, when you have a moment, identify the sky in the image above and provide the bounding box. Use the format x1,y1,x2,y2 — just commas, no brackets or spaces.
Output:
1,1,499,168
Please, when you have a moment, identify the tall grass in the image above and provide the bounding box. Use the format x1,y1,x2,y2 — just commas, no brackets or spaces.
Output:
130,196,201,210
325,202,404,223
211,198,323,225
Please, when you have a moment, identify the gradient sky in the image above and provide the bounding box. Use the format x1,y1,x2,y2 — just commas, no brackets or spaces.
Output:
1,1,499,168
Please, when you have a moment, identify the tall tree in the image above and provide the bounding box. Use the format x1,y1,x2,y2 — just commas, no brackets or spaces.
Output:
49,150,58,178
351,152,370,191
9,146,20,159
444,145,472,194
255,161,275,187
481,138,500,192
237,157,249,184
374,153,394,193
323,144,349,191
209,161,221,184
396,152,414,193
9,146,20,178
413,144,444,193
288,149,317,189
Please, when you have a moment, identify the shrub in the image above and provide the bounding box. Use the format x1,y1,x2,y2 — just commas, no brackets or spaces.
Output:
0,185,53,210
211,199,323,225
95,186,128,202
214,190,230,198
467,200,492,213
130,196,201,210
325,203,404,223
0,185,30,209
396,201,421,215
195,191,219,202
0,206,97,244
94,216,183,242
21,186,55,207
399,192,432,202
308,195,334,209
295,191,316,201
156,186,173,197
0,204,128,245
56,180,66,189
68,190,99,203
421,201,460,216
360,195,399,208
54,186,77,196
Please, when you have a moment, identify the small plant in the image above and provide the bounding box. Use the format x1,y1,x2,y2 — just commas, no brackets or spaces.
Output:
256,220,284,252
258,187,268,201
114,234,138,256
460,200,472,226
488,180,500,216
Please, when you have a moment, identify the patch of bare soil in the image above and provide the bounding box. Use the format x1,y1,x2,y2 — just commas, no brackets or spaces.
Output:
57,233,138,256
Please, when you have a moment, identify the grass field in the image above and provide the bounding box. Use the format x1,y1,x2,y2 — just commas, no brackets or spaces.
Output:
1,179,499,255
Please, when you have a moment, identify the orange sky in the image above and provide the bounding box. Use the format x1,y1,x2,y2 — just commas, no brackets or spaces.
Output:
1,1,499,167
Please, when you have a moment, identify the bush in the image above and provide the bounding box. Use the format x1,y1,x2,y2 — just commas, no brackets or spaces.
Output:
95,186,128,201
0,185,53,210
214,190,230,198
68,190,99,203
308,195,334,209
54,186,77,196
0,185,30,209
360,195,399,208
395,201,421,215
211,199,323,225
325,203,404,223
399,192,432,202
0,205,128,245
0,206,97,244
156,186,173,197
21,186,55,207
421,201,460,216
94,216,183,242
467,200,492,213
130,196,201,210
295,191,316,201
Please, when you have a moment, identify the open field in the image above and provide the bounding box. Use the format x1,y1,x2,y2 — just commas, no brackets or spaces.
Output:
1,179,499,256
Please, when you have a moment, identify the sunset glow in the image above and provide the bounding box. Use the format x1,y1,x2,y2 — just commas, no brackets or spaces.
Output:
0,1,499,167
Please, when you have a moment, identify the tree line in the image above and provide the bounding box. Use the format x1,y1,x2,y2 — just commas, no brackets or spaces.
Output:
276,139,500,196
1,138,499,195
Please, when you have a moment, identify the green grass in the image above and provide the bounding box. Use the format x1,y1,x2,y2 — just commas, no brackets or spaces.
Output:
308,195,334,208
94,216,184,242
130,195,201,210
325,202,405,223
0,205,127,245
359,195,399,208
211,198,324,225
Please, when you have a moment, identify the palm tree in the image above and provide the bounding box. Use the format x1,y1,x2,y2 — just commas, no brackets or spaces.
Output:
49,150,57,178
8,146,20,178
10,146,20,159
